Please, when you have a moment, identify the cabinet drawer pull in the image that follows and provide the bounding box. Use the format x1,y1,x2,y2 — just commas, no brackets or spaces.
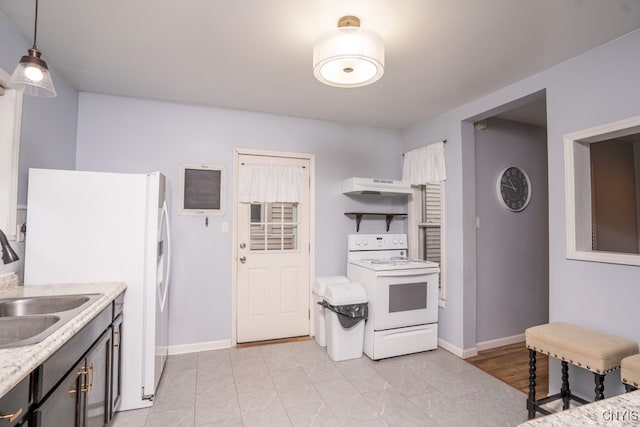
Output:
69,384,89,394
87,362,95,392
0,407,23,423
69,367,89,393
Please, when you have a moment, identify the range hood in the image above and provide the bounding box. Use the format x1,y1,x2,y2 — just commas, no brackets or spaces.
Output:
342,177,412,196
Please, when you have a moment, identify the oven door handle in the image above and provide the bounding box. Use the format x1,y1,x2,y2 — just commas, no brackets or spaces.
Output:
376,268,439,277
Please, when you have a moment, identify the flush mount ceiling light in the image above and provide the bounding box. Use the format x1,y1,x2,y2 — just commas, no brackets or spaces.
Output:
313,15,384,88
9,0,56,97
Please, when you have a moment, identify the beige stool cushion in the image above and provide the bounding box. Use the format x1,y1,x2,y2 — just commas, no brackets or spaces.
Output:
526,322,639,374
621,354,640,387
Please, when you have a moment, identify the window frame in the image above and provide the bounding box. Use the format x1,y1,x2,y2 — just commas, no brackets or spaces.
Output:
412,183,446,307
564,114,640,266
249,202,299,252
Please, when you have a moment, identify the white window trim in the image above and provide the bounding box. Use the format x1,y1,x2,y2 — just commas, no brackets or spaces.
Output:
408,183,446,307
407,185,422,259
564,114,640,266
431,183,446,307
0,67,23,240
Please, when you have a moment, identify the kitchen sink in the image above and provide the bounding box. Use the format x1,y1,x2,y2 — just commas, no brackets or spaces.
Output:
0,295,93,317
0,315,60,347
0,294,103,349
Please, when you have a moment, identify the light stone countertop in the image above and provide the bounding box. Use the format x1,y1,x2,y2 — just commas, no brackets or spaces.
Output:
0,280,126,398
519,390,640,426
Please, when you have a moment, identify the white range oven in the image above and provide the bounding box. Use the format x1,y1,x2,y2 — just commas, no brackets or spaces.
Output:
347,234,439,360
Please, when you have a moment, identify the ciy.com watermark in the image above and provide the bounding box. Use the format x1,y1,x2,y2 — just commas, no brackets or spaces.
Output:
602,409,640,423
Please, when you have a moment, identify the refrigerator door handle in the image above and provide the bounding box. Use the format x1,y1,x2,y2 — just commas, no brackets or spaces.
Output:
159,201,171,312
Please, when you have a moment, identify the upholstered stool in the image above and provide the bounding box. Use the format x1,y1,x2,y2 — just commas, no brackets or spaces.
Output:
525,322,638,419
621,354,640,392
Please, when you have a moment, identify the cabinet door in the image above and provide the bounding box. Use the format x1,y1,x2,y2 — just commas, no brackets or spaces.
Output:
33,359,84,427
85,329,111,427
0,375,29,426
110,314,123,420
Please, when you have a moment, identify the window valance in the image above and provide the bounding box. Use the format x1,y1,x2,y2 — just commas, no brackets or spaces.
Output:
402,141,447,185
238,164,304,203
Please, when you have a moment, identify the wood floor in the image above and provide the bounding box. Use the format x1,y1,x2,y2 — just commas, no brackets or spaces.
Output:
466,342,549,396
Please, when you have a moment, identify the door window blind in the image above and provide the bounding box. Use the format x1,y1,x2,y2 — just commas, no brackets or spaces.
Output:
419,183,444,300
420,183,442,262
250,202,298,251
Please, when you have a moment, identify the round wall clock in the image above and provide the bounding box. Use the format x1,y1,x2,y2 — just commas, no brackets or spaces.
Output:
496,166,531,212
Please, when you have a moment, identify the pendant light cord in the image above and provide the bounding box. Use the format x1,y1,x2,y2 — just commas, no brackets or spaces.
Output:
32,0,39,49
11,0,57,97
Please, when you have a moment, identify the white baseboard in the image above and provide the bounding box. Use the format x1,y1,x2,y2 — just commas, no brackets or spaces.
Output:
168,339,232,355
438,337,477,359
476,333,525,352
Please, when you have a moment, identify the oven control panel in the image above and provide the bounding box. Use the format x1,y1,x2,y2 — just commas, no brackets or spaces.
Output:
348,234,407,250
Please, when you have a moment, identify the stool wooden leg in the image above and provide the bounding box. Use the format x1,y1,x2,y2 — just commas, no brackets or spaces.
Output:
560,361,571,410
527,349,537,419
594,374,605,400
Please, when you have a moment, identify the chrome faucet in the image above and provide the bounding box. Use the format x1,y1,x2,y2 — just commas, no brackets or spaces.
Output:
0,228,19,264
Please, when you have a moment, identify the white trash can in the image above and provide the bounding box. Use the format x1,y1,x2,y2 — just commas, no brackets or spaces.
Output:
323,281,368,362
313,276,350,347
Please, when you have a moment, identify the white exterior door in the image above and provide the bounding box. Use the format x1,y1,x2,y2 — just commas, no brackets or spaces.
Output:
236,154,311,343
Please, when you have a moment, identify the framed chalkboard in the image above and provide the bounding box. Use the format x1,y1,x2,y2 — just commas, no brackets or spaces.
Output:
179,164,224,216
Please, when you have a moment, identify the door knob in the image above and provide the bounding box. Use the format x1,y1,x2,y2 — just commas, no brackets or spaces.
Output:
239,256,247,264
239,243,246,249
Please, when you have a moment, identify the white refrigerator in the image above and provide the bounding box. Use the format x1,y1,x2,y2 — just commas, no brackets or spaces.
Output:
24,168,172,411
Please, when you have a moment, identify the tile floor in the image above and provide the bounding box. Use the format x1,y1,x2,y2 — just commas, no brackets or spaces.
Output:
111,341,529,426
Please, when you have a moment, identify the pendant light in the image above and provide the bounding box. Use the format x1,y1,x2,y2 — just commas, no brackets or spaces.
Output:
313,15,384,88
9,0,57,97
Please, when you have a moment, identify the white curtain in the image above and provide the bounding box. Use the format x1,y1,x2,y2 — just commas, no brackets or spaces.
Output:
402,141,447,185
238,164,304,203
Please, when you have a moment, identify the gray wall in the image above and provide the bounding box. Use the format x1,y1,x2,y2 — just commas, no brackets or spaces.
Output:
75,93,405,346
0,13,78,278
474,118,548,344
403,28,640,396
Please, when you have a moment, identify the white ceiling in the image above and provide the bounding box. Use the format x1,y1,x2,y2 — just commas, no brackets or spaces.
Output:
1,0,639,130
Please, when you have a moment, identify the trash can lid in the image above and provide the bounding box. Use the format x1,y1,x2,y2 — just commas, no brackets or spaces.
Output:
313,275,350,296
324,282,367,305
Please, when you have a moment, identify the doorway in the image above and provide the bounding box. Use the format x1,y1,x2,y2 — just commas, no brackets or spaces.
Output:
474,96,549,351
234,150,314,344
